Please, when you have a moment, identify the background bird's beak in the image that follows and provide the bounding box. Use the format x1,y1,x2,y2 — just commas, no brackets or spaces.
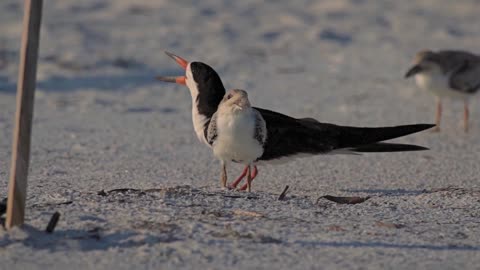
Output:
156,51,189,85
404,65,423,78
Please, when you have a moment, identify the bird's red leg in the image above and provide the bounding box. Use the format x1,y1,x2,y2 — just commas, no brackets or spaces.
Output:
246,166,253,192
464,101,469,133
432,98,442,132
239,166,258,191
251,165,258,178
228,166,248,189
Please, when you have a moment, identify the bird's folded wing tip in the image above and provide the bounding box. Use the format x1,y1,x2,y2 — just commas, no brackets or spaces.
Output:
416,124,436,131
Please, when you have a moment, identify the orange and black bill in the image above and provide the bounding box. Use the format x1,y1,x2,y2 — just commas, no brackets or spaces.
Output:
155,75,186,85
165,51,188,70
156,51,189,85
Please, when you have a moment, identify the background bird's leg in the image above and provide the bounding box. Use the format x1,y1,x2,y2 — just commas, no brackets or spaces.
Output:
221,162,227,188
463,100,469,133
433,97,442,132
228,166,248,189
240,165,257,191
246,165,252,192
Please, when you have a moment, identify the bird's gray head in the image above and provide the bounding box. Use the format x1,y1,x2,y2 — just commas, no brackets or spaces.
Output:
405,50,443,78
218,89,251,113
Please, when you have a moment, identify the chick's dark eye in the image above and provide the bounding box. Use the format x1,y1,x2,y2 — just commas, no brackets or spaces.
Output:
226,94,232,100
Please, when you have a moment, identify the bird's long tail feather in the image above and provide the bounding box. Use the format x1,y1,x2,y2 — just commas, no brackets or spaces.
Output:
350,142,429,153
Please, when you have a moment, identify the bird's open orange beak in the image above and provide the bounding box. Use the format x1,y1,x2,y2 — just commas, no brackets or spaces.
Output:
156,51,189,85
165,51,188,69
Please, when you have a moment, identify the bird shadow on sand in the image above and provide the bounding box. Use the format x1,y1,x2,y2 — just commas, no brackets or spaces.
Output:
0,224,180,252
0,76,15,93
293,240,480,251
4,225,478,253
342,187,479,197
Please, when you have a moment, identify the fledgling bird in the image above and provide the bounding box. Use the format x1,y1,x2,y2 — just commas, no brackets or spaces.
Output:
207,89,266,192
158,51,434,192
405,50,480,132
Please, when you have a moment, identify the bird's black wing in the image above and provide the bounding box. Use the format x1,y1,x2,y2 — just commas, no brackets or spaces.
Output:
206,112,218,146
253,109,267,146
449,60,480,94
254,107,434,161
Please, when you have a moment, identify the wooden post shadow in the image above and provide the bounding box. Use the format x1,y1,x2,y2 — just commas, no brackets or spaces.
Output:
6,0,43,229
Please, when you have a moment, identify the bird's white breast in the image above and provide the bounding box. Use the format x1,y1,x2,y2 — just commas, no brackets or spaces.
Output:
192,107,209,145
212,109,263,165
415,73,469,100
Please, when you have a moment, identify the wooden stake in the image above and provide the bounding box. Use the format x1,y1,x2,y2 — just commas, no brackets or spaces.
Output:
6,0,43,229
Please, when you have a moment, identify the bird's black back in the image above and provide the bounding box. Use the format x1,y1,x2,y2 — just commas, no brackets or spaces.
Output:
189,61,433,159
255,107,433,161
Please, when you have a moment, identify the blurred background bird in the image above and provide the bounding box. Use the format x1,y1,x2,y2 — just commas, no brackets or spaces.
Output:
405,50,480,132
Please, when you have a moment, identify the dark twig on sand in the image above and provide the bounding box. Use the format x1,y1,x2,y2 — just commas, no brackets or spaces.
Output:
0,198,7,228
45,212,60,233
320,195,370,204
278,185,289,200
0,198,7,216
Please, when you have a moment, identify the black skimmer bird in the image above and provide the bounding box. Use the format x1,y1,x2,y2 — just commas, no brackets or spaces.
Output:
158,52,434,191
405,50,480,133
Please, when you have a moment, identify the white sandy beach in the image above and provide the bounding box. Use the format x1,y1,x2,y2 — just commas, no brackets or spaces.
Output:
1,0,480,269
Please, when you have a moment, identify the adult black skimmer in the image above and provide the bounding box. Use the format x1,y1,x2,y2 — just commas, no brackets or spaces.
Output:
405,50,480,132
158,52,434,191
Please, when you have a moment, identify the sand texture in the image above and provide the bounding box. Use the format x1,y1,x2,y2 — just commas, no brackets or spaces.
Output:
1,0,480,269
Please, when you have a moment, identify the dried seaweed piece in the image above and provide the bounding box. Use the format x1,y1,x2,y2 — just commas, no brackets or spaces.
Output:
97,188,146,196
223,194,258,200
321,195,370,204
375,221,405,229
